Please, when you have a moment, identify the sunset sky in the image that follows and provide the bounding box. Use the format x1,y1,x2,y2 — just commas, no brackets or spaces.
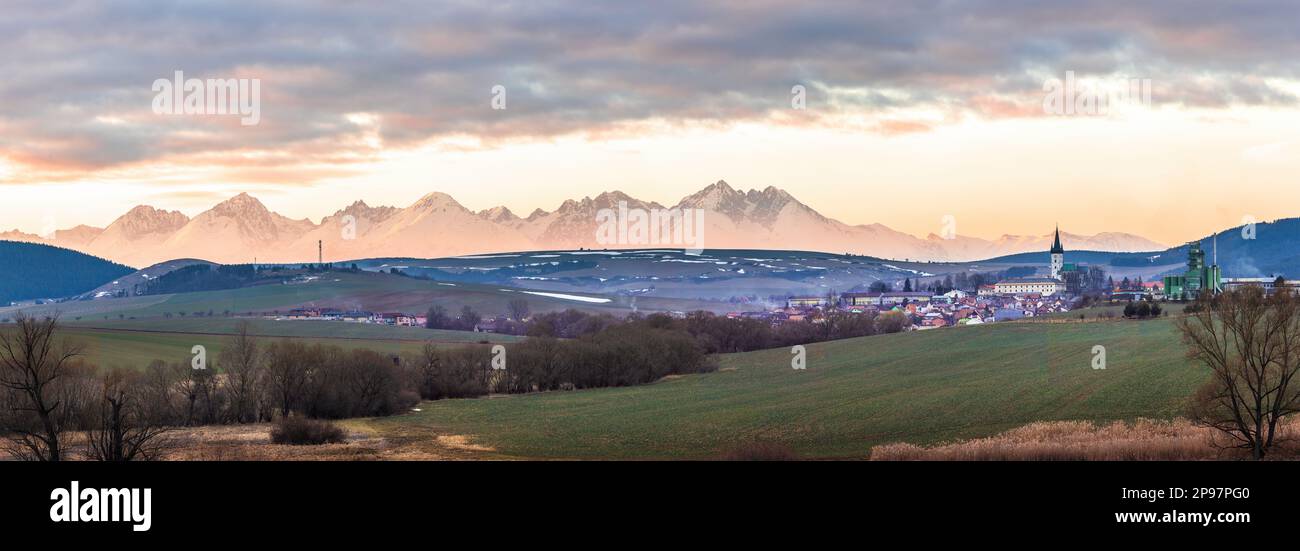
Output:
3,1,1299,244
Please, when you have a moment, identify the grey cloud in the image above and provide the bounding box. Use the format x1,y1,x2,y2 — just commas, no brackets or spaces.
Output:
0,0,1297,171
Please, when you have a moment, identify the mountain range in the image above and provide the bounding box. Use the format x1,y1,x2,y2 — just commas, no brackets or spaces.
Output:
0,181,1166,267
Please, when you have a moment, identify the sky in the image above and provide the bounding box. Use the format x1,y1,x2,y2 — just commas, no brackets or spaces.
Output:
2,0,1300,244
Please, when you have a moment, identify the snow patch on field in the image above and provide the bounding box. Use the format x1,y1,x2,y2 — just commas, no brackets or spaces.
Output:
882,264,935,277
518,291,611,303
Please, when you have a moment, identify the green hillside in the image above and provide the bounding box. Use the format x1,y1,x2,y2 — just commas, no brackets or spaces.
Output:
0,240,133,304
369,317,1207,459
1,270,722,323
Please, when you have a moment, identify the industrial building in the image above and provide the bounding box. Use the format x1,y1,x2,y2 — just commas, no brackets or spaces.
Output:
1163,242,1221,300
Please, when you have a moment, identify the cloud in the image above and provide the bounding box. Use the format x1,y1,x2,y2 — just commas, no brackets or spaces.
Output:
1,0,1298,181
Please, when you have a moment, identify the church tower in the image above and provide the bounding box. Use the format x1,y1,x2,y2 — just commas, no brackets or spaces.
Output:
1049,226,1065,280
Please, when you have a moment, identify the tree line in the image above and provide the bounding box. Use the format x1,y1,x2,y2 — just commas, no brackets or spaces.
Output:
521,308,907,354
461,303,909,350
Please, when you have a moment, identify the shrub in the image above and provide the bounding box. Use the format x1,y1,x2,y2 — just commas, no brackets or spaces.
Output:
875,311,909,334
270,416,346,445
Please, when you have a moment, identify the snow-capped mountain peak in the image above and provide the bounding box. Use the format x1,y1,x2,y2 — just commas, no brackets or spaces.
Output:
25,182,1168,266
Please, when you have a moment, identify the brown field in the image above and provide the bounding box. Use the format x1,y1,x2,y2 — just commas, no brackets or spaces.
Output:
870,418,1300,461
0,421,501,461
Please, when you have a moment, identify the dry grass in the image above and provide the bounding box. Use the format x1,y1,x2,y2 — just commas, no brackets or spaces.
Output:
164,424,392,461
871,418,1300,461
0,421,491,461
435,434,496,453
15,416,1300,461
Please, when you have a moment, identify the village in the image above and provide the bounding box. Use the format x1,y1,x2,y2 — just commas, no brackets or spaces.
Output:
754,287,1075,330
278,308,427,327
727,228,1085,331
746,230,1297,332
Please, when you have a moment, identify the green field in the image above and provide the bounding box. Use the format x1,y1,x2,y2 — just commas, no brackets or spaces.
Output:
1,271,723,323
61,326,451,368
1036,301,1187,321
62,318,521,343
40,315,521,369
368,317,1207,459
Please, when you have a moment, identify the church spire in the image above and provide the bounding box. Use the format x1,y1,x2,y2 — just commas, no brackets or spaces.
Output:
1050,225,1064,254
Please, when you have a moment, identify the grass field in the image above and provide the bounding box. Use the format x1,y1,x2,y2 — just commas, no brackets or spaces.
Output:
1036,302,1187,321
61,317,521,343
366,317,1207,459
1,271,724,324
59,326,455,368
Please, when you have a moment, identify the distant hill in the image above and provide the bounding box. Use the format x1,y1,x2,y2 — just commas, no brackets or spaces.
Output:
980,249,1166,267
1177,219,1300,278
0,241,134,305
978,218,1300,279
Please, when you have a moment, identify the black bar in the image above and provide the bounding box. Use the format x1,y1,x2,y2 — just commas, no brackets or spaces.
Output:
4,461,1275,541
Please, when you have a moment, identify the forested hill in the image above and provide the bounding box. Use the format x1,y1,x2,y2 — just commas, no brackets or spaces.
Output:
0,240,134,304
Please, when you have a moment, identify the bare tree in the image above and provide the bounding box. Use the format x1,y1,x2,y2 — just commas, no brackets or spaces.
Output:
1178,287,1300,459
172,361,219,425
85,368,173,461
264,340,315,417
341,349,390,416
413,342,441,398
139,360,180,424
507,298,530,321
0,314,85,461
219,321,262,423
